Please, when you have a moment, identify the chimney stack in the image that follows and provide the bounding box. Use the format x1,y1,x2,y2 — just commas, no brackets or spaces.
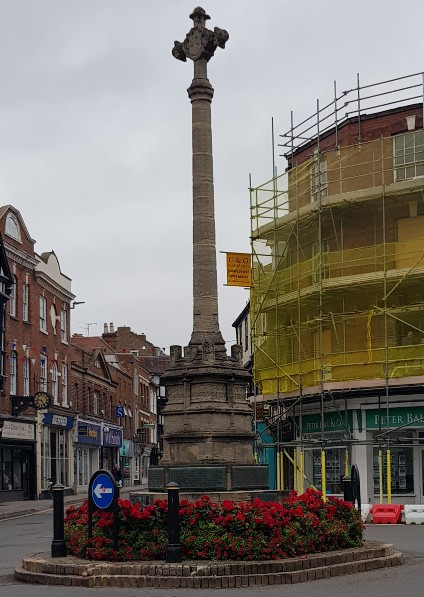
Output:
103,323,109,334
110,322,114,333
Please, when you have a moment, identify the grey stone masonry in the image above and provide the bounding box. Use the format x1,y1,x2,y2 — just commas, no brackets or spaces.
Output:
172,6,229,345
157,8,257,482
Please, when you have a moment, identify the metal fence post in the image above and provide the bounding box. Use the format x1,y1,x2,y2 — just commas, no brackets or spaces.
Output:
166,482,182,563
51,483,67,558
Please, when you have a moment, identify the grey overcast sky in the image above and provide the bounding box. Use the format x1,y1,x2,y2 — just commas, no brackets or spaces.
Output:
0,1,422,350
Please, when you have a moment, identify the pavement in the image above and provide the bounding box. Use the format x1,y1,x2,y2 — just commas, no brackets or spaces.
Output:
0,484,146,520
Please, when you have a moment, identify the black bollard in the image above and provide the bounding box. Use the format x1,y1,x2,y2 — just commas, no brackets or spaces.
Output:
166,482,182,563
51,483,67,558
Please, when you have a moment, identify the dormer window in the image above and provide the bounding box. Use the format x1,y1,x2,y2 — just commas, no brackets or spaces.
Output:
5,213,21,242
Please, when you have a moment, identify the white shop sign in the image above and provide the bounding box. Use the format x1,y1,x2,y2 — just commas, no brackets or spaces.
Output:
2,420,35,441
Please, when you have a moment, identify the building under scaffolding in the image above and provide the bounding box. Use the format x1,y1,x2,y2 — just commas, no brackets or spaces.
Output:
250,72,424,504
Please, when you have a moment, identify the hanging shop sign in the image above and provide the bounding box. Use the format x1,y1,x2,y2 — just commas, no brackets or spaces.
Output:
299,411,354,434
77,422,101,445
366,406,424,429
225,252,252,287
119,439,134,457
102,426,123,448
42,412,74,430
1,420,35,441
116,405,125,418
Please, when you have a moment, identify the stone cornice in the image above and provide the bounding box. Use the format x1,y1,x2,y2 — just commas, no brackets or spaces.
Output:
4,242,38,270
35,270,75,302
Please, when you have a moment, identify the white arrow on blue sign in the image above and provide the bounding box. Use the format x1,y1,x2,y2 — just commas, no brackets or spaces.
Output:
91,472,115,509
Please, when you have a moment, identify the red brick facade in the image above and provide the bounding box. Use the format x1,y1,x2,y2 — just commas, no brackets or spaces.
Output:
0,205,75,414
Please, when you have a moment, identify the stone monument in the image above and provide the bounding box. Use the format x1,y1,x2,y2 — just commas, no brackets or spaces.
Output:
147,7,268,495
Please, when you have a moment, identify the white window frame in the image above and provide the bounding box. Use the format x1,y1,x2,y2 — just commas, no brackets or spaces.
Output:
9,279,16,318
93,389,99,415
9,351,17,395
60,309,67,343
52,362,58,403
5,213,21,242
39,296,47,332
23,357,30,396
40,356,47,392
394,130,424,182
61,363,68,405
310,153,328,202
22,283,29,322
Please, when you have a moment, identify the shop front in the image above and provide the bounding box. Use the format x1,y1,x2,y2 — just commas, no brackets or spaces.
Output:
365,405,424,503
298,411,356,496
100,424,122,474
119,439,134,484
73,419,101,494
0,419,36,501
40,411,74,496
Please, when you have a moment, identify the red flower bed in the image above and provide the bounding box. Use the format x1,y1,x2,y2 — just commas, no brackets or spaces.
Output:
64,488,363,561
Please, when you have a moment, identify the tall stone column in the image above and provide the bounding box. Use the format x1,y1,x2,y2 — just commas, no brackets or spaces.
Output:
173,7,227,349
149,8,268,494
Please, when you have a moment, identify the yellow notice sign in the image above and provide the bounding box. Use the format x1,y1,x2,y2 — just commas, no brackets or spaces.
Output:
226,252,252,287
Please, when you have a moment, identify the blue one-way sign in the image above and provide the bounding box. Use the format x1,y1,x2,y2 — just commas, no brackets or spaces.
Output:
91,471,115,509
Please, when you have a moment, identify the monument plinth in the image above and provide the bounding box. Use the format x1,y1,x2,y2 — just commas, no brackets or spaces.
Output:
147,7,268,495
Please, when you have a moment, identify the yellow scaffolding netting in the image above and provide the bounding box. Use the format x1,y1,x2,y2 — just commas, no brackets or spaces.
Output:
250,133,424,397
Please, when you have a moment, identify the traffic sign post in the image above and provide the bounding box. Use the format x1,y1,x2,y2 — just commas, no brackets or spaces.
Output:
88,469,120,551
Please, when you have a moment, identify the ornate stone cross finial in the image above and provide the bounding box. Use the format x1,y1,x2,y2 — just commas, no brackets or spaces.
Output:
172,7,229,67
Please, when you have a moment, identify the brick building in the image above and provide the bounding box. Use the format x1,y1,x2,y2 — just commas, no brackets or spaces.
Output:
0,205,75,501
71,331,161,488
250,72,424,502
101,324,170,465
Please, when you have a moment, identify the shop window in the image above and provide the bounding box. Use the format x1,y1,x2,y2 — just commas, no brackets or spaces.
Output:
312,447,345,494
373,439,413,494
394,130,424,181
42,428,69,487
74,447,91,487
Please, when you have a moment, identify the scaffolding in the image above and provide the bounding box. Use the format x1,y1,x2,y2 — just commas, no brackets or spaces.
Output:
250,72,424,497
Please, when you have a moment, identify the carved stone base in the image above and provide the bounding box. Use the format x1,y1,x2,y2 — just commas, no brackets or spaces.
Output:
148,464,269,492
154,340,269,492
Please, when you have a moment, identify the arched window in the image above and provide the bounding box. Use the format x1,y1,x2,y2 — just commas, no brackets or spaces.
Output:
5,213,21,242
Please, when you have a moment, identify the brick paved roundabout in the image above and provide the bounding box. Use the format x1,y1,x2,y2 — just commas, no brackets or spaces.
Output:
15,541,402,589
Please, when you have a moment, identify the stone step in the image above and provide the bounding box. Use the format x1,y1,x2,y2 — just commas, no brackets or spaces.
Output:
15,542,402,588
15,550,403,588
